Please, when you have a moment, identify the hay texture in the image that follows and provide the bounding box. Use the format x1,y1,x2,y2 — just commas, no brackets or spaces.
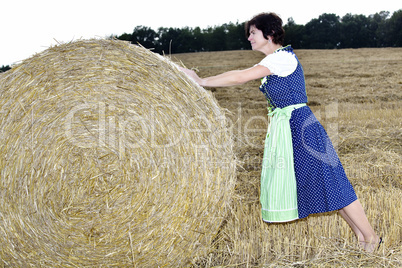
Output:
0,39,236,267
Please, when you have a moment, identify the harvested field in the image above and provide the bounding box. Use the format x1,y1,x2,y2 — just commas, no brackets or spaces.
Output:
173,47,402,267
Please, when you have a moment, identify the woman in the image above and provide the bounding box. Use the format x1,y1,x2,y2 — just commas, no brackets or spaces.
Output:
180,12,380,252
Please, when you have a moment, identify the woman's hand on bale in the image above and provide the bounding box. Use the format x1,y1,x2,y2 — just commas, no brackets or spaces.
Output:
179,67,203,86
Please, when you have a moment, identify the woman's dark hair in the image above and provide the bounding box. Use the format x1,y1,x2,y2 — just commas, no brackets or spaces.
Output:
245,12,285,45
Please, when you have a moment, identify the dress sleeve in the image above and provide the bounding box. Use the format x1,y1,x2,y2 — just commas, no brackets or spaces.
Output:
258,50,298,77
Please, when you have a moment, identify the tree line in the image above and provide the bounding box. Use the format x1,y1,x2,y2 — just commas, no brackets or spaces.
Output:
1,10,401,73
114,10,401,54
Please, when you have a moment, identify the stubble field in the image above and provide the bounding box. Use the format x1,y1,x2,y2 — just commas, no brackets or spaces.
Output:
173,47,402,267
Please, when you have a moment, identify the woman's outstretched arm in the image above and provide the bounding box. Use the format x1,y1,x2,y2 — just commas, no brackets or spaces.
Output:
179,65,271,87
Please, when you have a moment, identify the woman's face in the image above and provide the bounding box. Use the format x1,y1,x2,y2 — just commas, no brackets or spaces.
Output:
248,25,269,53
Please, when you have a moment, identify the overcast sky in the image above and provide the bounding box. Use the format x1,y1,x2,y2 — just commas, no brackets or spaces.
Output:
1,0,400,66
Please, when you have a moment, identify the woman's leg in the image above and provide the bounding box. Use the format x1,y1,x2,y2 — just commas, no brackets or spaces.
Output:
338,200,379,252
338,209,363,240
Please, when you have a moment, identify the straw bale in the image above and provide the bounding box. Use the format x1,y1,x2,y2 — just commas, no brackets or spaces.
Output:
0,39,236,267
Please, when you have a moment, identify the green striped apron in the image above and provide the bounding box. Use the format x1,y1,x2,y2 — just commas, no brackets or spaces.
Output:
260,103,306,222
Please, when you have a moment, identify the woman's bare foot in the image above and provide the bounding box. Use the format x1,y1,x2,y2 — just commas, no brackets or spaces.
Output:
360,236,381,252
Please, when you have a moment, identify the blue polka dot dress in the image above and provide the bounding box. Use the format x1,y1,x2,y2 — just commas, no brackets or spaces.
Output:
259,45,357,220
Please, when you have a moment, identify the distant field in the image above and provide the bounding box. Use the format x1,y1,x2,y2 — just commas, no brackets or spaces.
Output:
173,47,402,267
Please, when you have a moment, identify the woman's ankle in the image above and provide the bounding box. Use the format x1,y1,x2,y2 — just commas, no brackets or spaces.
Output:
361,235,380,252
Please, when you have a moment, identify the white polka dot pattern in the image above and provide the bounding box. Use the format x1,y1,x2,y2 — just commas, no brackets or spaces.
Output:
259,46,357,220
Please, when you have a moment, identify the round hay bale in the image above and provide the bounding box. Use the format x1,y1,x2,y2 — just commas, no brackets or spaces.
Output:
0,39,236,267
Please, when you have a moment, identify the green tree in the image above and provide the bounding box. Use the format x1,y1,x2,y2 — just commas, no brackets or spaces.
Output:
117,32,133,42
130,26,157,48
340,14,371,48
192,26,206,52
284,17,305,49
304,13,341,49
386,9,402,46
224,22,249,50
203,25,227,51
156,27,198,54
0,65,11,73
157,27,180,54
369,11,390,47
114,10,401,53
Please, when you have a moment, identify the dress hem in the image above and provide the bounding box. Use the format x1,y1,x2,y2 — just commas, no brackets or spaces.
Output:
262,217,299,223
